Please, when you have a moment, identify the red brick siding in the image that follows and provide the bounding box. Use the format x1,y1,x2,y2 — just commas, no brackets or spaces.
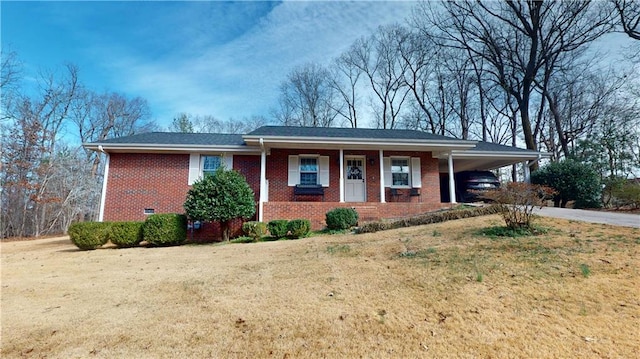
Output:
104,153,190,222
103,149,445,235
104,153,256,242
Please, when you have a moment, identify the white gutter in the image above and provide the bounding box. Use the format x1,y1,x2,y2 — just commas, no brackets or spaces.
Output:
82,143,258,154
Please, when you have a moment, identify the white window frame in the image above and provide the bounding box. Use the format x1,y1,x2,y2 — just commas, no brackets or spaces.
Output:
391,157,411,188
202,155,222,177
288,155,330,187
188,153,233,185
299,156,319,185
383,156,422,189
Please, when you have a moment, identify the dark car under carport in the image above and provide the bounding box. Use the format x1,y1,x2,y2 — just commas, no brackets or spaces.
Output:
440,170,500,203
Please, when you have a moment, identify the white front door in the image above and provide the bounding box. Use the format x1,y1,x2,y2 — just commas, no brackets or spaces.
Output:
345,157,366,202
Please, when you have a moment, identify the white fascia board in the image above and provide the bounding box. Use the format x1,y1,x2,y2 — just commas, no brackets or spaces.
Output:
243,136,476,151
82,143,260,154
436,150,548,160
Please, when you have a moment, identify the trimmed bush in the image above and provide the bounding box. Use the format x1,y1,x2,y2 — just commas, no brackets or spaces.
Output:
287,219,311,239
356,206,503,234
326,207,359,230
108,222,144,248
143,213,187,246
242,221,267,241
68,222,111,250
267,220,289,239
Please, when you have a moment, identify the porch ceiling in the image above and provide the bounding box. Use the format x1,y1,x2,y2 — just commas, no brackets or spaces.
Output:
437,151,545,172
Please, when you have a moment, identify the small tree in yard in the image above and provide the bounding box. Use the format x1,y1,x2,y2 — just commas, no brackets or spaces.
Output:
184,167,256,241
480,182,555,230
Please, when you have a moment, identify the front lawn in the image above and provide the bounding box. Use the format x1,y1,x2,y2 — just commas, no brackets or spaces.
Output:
1,215,638,358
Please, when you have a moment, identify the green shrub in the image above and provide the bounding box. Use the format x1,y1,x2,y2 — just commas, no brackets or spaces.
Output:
325,207,359,230
287,219,311,239
242,221,267,241
267,219,289,239
108,222,144,248
68,222,111,250
531,159,602,208
143,213,187,246
184,167,256,241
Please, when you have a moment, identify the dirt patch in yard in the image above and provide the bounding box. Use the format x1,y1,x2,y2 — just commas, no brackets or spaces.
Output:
1,215,639,358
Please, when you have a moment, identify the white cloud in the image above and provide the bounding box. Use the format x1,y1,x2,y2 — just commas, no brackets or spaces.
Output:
92,1,417,127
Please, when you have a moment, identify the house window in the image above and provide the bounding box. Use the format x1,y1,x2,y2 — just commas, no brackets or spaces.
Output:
299,157,318,185
391,158,410,187
202,155,222,177
144,208,155,215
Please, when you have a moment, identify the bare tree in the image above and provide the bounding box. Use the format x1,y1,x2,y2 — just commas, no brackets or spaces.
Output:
2,64,80,237
274,63,339,127
330,52,363,128
345,24,411,129
72,90,153,176
613,0,640,40
168,113,269,134
424,0,613,169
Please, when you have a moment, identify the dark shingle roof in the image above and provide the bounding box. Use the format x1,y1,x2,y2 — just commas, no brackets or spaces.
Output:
246,126,465,142
95,132,246,146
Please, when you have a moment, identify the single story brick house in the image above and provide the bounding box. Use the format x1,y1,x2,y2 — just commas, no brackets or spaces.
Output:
84,126,544,238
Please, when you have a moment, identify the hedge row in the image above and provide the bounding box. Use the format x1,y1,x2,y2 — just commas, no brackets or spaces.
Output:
68,213,187,250
242,219,312,240
355,205,502,234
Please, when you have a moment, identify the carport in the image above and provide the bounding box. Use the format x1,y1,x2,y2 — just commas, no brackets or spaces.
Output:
434,141,548,203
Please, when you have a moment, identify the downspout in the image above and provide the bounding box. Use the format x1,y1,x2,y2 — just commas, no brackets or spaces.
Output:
98,145,110,222
379,149,385,203
339,149,344,202
448,152,456,204
524,153,542,184
259,138,267,222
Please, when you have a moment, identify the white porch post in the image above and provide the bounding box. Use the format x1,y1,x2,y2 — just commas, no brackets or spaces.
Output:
379,149,386,203
98,152,110,222
448,152,457,204
339,149,345,202
258,139,267,222
523,161,531,183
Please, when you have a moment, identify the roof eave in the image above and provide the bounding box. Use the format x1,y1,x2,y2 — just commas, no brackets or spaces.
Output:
243,135,476,151
82,142,259,154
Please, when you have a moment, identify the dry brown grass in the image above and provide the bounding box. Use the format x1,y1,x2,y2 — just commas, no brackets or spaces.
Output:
1,215,639,358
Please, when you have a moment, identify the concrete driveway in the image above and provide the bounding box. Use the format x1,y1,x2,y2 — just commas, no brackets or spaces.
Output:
534,207,640,228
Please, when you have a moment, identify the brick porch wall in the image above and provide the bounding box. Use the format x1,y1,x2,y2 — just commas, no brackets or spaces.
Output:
263,202,451,230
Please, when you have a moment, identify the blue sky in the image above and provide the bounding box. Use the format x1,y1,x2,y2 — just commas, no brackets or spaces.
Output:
2,1,417,129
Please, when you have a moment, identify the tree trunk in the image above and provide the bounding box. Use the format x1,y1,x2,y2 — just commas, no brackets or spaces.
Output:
221,221,230,241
